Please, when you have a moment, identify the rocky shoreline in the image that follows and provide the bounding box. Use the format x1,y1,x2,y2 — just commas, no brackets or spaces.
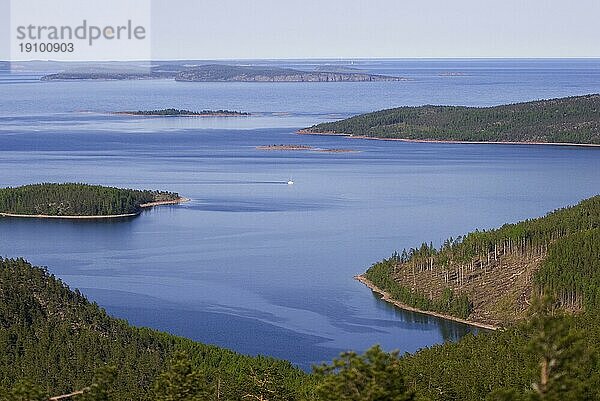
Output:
355,274,499,331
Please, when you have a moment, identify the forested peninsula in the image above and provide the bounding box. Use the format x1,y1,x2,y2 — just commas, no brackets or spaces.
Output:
361,194,600,328
0,183,186,218
302,94,600,145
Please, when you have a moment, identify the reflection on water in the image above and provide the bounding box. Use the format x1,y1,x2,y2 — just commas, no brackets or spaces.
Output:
369,291,476,343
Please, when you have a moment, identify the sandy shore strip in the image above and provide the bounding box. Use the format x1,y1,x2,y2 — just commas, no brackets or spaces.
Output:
355,274,499,331
139,197,190,208
0,212,138,219
297,129,600,148
0,197,190,220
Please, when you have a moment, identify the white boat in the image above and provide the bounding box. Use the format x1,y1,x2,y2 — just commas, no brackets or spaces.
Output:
287,179,294,185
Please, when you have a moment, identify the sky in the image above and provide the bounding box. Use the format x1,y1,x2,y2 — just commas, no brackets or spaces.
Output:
2,0,600,60
149,0,600,59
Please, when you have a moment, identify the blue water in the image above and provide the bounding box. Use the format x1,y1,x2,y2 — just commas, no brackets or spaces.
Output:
1,59,600,369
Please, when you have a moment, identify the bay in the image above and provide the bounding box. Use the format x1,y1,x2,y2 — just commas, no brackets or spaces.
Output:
1,59,599,369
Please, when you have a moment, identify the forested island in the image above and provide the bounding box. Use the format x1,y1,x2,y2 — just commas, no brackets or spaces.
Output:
302,94,600,145
115,108,250,117
0,183,185,218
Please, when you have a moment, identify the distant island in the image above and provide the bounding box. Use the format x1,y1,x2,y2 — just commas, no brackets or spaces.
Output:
301,94,600,145
115,108,250,117
0,183,187,219
41,64,405,83
175,64,403,82
256,144,357,153
256,144,313,150
438,71,466,76
175,64,404,82
360,194,600,328
41,72,170,81
40,66,178,81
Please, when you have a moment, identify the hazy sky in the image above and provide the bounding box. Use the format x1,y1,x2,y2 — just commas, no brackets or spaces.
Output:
2,0,600,60
150,0,600,59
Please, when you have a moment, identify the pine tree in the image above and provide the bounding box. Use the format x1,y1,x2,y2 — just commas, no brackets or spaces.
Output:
1,380,47,401
526,297,597,401
79,365,117,401
153,352,212,401
314,345,415,401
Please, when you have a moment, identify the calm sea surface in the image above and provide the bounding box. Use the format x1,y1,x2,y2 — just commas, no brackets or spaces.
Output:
1,59,600,369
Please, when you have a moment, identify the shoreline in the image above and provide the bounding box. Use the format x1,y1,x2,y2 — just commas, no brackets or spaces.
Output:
0,197,190,220
297,129,600,148
355,274,499,331
139,197,190,208
0,212,138,219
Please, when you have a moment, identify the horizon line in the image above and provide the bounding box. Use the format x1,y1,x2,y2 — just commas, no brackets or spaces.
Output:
4,56,600,63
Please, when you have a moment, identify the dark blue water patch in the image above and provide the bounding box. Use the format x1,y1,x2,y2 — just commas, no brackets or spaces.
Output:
188,197,341,212
114,306,346,370
80,287,290,324
367,291,479,341
80,288,344,370
203,304,289,325
0,127,288,152
102,306,345,371
260,287,477,341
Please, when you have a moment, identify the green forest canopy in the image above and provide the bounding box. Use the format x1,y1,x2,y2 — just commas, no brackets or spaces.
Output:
2,255,600,400
0,183,180,216
304,94,600,144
